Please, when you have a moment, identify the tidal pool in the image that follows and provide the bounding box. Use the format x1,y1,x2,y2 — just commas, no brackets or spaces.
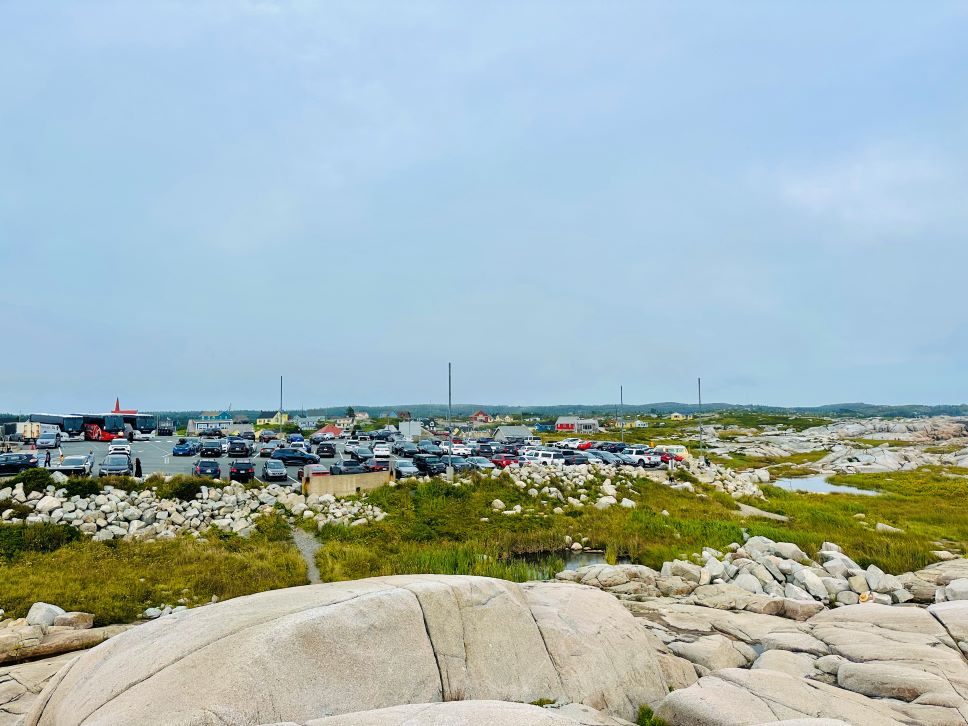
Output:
774,475,879,496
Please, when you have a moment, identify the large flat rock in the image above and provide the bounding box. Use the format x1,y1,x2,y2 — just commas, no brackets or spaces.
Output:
25,576,667,726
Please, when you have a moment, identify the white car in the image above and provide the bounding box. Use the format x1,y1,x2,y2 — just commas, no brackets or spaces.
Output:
219,439,230,454
623,447,662,468
555,438,583,450
523,450,565,466
439,441,471,456
108,440,132,456
372,443,392,458
132,431,152,441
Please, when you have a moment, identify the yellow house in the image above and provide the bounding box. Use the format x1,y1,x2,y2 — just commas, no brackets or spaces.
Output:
256,411,290,426
669,412,686,421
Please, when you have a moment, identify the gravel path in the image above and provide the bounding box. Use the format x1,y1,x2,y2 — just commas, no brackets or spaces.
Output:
290,526,322,584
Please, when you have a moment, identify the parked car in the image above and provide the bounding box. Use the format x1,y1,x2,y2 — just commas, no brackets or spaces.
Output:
199,428,223,438
623,447,662,468
271,448,320,466
50,454,94,477
200,441,223,457
413,454,446,475
561,451,590,466
219,438,230,454
173,438,201,455
576,440,595,450
440,441,471,456
241,431,256,441
417,440,442,455
351,446,374,462
98,454,133,477
363,457,389,472
330,460,366,475
193,459,221,479
309,433,325,445
372,443,392,458
261,459,289,482
229,459,255,483
392,458,420,477
36,432,62,449
315,442,337,458
490,454,520,468
287,433,305,444
227,440,251,458
466,456,496,471
523,450,566,466
132,430,152,441
444,456,473,472
392,442,418,457
259,441,282,457
0,452,39,475
107,439,132,456
259,430,277,443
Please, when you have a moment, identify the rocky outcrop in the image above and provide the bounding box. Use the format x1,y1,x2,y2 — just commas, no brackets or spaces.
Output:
0,652,78,725
25,576,669,726
0,605,126,666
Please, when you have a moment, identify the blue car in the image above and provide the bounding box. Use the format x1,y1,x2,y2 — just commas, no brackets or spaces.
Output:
172,438,200,456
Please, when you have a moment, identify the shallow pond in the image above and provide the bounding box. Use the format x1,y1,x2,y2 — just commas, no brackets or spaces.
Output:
774,475,879,496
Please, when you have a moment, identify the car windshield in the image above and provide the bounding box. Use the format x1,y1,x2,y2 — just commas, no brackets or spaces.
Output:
396,459,413,466
104,455,128,466
448,457,467,464
266,461,285,469
62,456,86,465
423,456,441,464
39,433,57,440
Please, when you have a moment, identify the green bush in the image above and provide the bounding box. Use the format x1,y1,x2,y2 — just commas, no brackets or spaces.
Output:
60,478,101,498
0,499,31,518
0,522,80,560
636,705,669,726
11,468,53,494
141,474,226,501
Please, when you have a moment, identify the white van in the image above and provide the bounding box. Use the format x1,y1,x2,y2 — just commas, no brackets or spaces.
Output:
524,450,565,467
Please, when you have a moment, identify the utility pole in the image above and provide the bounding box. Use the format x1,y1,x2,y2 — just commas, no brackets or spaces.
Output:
447,363,454,478
698,377,704,463
279,376,283,419
620,385,624,444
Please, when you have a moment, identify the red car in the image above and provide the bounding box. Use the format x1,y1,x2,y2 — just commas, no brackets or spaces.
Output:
490,454,520,468
577,441,595,450
363,458,389,472
656,451,685,464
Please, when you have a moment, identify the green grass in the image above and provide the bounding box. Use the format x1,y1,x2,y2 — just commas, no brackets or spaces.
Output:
707,450,825,471
0,513,306,624
637,705,670,726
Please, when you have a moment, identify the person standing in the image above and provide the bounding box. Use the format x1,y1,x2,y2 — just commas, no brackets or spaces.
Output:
134,457,142,478
44,450,51,467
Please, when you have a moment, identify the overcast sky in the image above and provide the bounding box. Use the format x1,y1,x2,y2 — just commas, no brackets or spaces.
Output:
2,2,967,413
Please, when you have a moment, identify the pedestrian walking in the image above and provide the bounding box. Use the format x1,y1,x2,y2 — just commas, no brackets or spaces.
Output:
58,450,65,465
135,457,142,478
44,450,51,467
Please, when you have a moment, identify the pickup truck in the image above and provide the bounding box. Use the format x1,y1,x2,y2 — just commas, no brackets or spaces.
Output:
622,447,662,468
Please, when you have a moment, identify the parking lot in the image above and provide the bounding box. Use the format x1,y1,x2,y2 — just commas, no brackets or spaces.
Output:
51,437,353,485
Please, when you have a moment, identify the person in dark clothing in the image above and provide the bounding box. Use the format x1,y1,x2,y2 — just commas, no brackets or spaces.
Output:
44,450,51,467
134,457,143,478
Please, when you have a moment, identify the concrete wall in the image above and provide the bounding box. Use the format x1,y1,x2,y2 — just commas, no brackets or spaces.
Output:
302,471,391,497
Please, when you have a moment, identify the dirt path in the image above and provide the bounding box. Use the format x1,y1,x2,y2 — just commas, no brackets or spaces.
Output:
290,526,322,584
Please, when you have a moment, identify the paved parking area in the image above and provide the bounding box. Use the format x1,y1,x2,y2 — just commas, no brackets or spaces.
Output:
48,437,351,485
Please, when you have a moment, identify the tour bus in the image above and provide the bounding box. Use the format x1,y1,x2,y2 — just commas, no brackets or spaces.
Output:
79,413,125,442
122,414,158,435
28,413,85,441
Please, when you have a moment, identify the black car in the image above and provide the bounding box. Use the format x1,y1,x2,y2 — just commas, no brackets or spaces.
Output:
413,454,446,475
309,433,324,445
98,454,133,477
199,429,223,439
261,459,288,482
443,456,473,472
228,459,255,483
392,442,418,457
362,457,389,472
0,452,39,475
193,459,221,479
271,448,320,466
418,440,443,455
315,442,337,458
351,446,374,462
562,451,590,466
227,440,251,458
200,441,223,457
330,460,367,475
241,431,256,441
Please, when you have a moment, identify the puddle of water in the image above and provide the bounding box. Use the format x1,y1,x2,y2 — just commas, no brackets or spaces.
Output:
775,475,879,496
562,551,632,569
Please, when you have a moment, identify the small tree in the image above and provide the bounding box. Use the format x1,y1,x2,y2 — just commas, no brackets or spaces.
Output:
346,406,355,419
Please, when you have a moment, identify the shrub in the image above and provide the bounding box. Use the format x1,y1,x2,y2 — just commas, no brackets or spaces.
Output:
141,474,226,501
0,499,31,518
60,478,101,498
11,468,53,494
0,522,81,560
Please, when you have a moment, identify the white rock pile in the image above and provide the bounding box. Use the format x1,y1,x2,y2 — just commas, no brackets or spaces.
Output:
0,482,385,541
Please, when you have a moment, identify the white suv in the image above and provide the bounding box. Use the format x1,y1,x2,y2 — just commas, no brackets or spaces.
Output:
524,450,566,466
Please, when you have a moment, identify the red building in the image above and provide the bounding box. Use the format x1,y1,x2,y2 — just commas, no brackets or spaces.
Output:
470,410,492,424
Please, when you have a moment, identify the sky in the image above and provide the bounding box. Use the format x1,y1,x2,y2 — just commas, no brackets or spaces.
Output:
2,1,967,413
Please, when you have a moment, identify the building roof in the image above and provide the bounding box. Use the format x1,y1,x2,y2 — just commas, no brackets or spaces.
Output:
493,425,532,439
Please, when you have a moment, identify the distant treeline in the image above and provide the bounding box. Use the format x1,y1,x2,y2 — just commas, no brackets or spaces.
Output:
4,402,959,428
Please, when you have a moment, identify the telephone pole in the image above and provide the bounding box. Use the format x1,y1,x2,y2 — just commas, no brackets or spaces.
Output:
620,385,624,444
698,377,704,462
